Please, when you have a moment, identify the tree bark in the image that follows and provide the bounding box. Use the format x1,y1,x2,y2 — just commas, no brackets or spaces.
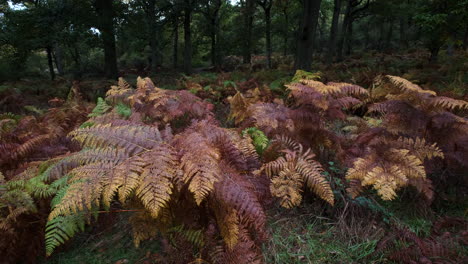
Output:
326,0,341,64
399,17,407,49
46,46,55,81
463,26,468,51
53,44,64,75
183,5,192,75
257,0,273,68
146,0,160,72
345,20,353,56
336,0,351,61
242,0,255,64
95,0,118,80
282,9,289,56
385,17,394,51
295,0,323,71
173,18,179,69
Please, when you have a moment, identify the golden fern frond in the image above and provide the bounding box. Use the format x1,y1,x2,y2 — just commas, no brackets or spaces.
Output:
296,149,334,205
106,77,134,104
48,161,114,220
429,96,468,111
136,145,177,218
385,75,436,96
177,132,221,205
42,148,129,182
69,124,162,154
327,82,369,96
264,144,333,207
346,148,428,201
295,80,341,95
214,206,239,249
228,92,250,124
393,137,444,161
269,167,303,208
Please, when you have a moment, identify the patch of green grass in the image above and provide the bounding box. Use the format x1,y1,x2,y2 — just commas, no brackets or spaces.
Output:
264,208,386,264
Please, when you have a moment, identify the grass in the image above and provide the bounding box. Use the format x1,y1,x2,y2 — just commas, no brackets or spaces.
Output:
263,206,387,264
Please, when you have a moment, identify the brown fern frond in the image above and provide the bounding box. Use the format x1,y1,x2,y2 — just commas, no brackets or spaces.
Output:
246,103,295,135
228,92,251,125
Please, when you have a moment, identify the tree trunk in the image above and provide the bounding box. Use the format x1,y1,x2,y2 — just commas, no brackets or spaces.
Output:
183,7,192,75
345,19,353,56
399,17,407,49
211,20,217,66
242,0,255,64
336,0,351,61
46,46,55,81
147,0,160,72
385,17,394,51
95,0,118,80
53,44,64,75
282,9,289,56
463,26,468,51
295,0,323,71
173,18,179,69
265,7,272,68
326,0,341,64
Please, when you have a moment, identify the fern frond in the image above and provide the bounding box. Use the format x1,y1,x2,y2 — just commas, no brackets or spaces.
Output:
45,214,86,256
265,143,333,207
177,132,221,205
385,75,436,96
106,77,134,104
242,127,269,155
429,96,468,111
136,146,177,218
88,97,111,117
69,124,162,154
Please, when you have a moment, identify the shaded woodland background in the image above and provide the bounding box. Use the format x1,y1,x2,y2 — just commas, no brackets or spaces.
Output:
0,0,467,80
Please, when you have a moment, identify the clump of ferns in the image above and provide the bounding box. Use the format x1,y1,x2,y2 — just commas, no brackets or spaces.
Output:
367,75,468,171
39,116,268,263
259,136,335,208
0,88,90,179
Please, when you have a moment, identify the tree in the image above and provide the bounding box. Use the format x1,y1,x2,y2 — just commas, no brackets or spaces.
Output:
257,0,273,68
240,0,256,64
200,0,224,67
94,0,118,79
295,0,322,71
326,0,342,63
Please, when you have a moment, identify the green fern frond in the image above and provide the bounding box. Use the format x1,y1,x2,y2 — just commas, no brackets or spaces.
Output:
88,97,111,117
242,127,269,155
45,214,86,256
116,103,132,118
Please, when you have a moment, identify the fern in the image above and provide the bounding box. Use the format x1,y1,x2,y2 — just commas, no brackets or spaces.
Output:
264,137,334,207
88,97,111,117
242,127,269,155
